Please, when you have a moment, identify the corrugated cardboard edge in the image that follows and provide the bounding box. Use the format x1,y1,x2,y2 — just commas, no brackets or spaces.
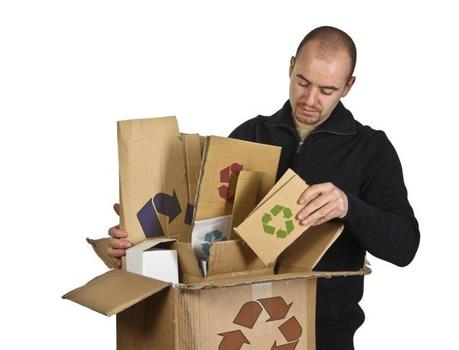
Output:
176,265,371,290
62,269,172,317
86,237,116,269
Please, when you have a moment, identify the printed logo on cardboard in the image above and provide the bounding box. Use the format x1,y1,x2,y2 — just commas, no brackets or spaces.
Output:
218,163,243,203
218,296,302,349
262,205,295,239
201,229,228,256
137,191,194,237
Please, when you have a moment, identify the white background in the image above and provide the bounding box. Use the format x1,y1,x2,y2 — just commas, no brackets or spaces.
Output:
1,1,458,349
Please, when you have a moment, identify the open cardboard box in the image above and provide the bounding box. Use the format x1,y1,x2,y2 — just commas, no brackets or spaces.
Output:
63,116,370,349
65,223,369,350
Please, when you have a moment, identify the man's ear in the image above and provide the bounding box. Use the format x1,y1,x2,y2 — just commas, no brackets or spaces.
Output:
342,76,356,97
289,56,295,78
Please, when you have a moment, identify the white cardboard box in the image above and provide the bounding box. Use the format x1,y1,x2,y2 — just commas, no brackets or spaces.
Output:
126,238,179,283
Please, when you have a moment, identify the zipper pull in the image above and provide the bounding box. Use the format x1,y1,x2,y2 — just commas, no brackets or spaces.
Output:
296,141,303,154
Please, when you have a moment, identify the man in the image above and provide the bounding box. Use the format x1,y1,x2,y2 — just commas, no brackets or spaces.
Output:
108,26,420,349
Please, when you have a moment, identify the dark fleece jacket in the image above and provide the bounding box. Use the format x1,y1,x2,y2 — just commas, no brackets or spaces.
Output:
229,100,420,349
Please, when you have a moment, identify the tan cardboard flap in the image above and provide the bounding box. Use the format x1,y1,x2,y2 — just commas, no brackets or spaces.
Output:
118,116,190,244
182,133,202,207
170,241,204,283
235,173,311,265
207,240,270,277
182,266,371,290
194,136,281,221
86,237,116,269
251,168,296,213
230,170,261,239
276,223,344,273
62,269,171,316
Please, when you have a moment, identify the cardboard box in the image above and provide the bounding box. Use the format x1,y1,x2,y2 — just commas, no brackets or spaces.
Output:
64,117,370,349
126,238,179,283
64,224,369,349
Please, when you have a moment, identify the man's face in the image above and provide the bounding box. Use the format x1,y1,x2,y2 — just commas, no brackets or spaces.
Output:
288,40,355,130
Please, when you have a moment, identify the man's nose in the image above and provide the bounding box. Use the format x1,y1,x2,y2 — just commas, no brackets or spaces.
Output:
304,86,319,106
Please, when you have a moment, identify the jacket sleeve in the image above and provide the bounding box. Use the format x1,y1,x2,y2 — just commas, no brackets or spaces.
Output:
342,130,420,267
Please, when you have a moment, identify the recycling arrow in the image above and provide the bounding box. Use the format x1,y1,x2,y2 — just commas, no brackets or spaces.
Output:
153,190,181,223
279,316,303,342
137,199,164,238
271,340,299,350
218,330,250,350
233,301,263,329
258,297,292,321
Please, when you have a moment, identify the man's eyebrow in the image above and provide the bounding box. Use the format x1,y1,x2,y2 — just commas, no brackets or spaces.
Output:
296,74,339,90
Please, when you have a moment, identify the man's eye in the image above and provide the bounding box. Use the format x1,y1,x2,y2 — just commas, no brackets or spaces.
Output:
321,89,333,96
298,81,308,87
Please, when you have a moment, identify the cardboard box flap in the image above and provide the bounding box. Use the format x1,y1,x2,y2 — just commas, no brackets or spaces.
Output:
235,173,311,265
207,239,270,277
117,116,190,244
62,269,171,316
276,223,345,272
86,237,116,269
170,241,204,283
181,265,371,290
194,136,281,221
129,237,177,253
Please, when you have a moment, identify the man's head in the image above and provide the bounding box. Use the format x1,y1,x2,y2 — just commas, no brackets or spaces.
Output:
288,26,357,131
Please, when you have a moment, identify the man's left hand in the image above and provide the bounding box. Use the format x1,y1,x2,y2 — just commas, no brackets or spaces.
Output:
296,182,348,226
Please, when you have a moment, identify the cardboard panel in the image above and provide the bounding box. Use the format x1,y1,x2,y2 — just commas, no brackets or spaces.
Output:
276,223,344,273
62,269,171,316
117,287,177,350
235,173,311,265
194,136,281,221
207,240,269,277
117,117,190,244
179,279,313,349
170,241,204,284
230,170,261,239
86,237,116,269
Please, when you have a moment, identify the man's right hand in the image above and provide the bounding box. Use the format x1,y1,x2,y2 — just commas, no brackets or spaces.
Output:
107,203,133,268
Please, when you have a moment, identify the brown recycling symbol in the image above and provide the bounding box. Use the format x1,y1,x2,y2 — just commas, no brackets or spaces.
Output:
218,296,302,350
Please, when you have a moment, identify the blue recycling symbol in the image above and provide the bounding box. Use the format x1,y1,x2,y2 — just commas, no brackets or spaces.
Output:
201,229,228,256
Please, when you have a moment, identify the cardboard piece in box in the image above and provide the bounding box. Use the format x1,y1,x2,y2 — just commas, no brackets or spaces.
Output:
63,223,370,350
126,238,179,283
194,136,281,221
235,169,312,265
117,117,192,244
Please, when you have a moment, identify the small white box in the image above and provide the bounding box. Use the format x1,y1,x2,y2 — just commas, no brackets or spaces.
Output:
126,238,179,284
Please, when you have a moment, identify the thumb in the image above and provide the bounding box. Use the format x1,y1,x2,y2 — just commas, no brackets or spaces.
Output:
113,203,120,216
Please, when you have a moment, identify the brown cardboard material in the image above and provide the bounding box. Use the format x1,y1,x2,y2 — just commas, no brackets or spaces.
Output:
64,118,371,349
86,237,115,269
194,136,281,221
230,170,262,239
235,172,312,265
117,117,191,244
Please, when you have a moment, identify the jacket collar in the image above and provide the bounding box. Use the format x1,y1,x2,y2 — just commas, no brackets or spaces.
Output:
265,99,357,135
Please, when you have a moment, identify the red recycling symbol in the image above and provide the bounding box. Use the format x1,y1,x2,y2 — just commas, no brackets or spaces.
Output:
218,163,243,203
218,296,302,350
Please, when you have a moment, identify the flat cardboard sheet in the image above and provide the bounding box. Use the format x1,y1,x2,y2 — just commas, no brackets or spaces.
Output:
118,117,191,244
194,136,281,221
235,172,311,265
62,269,171,316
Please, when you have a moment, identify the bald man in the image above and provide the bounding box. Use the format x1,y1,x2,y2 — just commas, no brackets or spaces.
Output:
108,26,420,349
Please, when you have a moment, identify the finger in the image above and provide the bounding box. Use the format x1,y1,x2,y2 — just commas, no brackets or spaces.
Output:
109,237,133,249
300,201,336,226
310,208,341,226
297,191,335,220
108,226,128,239
113,203,120,216
111,257,122,269
107,246,127,258
298,182,333,205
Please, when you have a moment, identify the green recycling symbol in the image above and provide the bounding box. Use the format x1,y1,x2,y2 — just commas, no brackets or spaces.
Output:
262,205,295,239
